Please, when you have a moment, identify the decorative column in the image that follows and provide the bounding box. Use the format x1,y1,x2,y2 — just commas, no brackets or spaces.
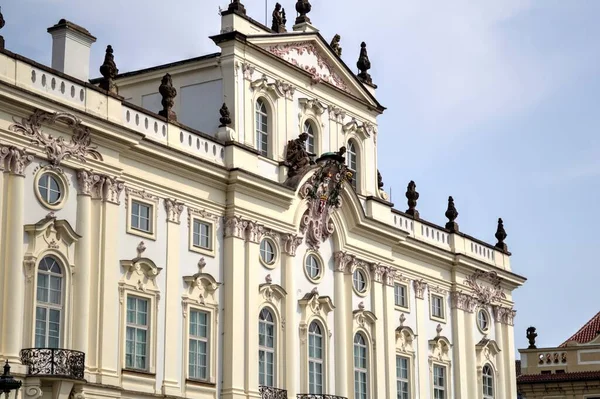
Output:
502,309,517,397
449,292,472,397
465,306,478,398
243,220,262,398
492,306,506,399
383,269,398,399
222,216,247,399
97,176,124,386
73,171,99,362
282,234,302,399
1,147,33,364
333,252,353,397
370,264,387,397
412,279,429,397
0,146,8,349
162,198,184,395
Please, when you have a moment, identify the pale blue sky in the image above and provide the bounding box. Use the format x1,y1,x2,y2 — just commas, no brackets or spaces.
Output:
4,0,599,351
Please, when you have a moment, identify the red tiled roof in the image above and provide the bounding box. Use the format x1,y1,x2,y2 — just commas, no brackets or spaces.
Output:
560,310,600,347
517,370,600,384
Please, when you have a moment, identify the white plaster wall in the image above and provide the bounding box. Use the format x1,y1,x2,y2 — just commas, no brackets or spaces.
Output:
179,79,223,135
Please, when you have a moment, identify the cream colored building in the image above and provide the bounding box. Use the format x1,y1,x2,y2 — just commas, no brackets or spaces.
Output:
517,313,600,398
0,2,526,399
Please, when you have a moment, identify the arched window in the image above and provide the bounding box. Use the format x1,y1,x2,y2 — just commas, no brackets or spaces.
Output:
256,99,269,157
35,256,63,348
347,140,358,190
483,364,494,399
308,322,324,394
259,308,276,387
303,120,316,154
354,333,368,399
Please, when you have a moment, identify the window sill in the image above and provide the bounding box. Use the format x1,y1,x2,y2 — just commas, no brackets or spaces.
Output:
189,244,216,257
430,315,447,324
126,227,157,241
186,379,216,388
395,305,410,312
122,368,156,377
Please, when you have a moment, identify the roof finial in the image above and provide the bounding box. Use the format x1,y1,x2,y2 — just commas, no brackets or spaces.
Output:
99,45,119,94
271,3,287,33
405,180,420,219
295,0,312,25
330,34,342,57
495,218,508,252
0,6,6,50
445,196,459,232
219,103,231,127
526,326,537,349
228,0,246,15
158,73,177,121
356,42,373,85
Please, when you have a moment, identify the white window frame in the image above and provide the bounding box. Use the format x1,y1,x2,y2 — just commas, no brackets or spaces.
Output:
259,237,278,269
430,294,446,322
35,256,64,348
189,216,215,256
477,308,491,333
308,321,325,394
303,119,317,155
303,251,324,283
188,308,211,381
256,98,270,157
353,332,369,399
396,355,410,399
433,363,447,399
482,364,494,399
125,295,150,371
352,267,369,297
34,169,69,211
126,189,159,240
259,307,277,387
347,139,359,191
394,283,409,310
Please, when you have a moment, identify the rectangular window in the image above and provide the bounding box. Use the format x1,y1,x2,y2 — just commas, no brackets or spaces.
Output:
308,333,323,394
189,309,209,380
396,356,410,399
394,284,408,308
125,296,149,370
433,365,446,399
192,220,212,250
431,295,444,319
131,201,152,233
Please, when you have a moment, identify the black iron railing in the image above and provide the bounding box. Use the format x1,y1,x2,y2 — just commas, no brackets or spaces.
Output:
20,348,85,380
297,395,347,399
259,386,288,399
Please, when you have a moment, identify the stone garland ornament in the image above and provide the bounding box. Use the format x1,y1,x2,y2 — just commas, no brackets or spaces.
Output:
299,148,352,249
99,45,119,94
158,73,177,121
9,110,103,169
464,270,506,305
330,34,342,57
405,180,419,218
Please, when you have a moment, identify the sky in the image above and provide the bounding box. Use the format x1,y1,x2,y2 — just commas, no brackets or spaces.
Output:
3,0,600,353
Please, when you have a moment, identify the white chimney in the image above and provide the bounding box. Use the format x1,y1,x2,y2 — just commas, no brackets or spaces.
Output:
47,19,96,81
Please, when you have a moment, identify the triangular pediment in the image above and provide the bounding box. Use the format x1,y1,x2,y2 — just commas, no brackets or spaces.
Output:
250,34,380,109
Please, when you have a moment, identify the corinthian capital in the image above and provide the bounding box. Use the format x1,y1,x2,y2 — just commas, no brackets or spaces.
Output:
334,251,354,273
243,220,264,243
413,279,428,299
370,263,387,283
76,169,102,196
0,145,34,176
283,234,304,256
384,267,396,286
224,215,245,239
164,198,185,224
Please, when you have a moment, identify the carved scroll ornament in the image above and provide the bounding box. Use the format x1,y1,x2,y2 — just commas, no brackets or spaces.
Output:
9,110,102,169
465,270,506,305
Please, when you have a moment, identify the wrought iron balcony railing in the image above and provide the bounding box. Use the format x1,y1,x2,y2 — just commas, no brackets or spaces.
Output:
20,348,85,380
297,395,347,399
259,386,288,399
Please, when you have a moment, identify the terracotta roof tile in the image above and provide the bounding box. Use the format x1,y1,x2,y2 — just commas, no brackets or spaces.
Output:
517,370,600,384
560,310,600,347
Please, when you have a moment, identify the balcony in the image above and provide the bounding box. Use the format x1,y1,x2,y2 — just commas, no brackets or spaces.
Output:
297,395,347,399
20,348,85,380
259,386,288,399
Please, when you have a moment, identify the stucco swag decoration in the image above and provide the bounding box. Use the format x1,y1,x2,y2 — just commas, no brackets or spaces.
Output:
299,149,352,249
465,270,506,305
9,109,102,169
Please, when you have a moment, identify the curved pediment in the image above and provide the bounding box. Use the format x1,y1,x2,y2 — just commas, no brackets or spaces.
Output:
121,257,162,279
25,214,81,248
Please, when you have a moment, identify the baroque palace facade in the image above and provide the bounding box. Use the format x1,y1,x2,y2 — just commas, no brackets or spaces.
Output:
0,1,525,399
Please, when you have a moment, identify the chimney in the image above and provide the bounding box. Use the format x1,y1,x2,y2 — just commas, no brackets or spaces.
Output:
47,19,96,81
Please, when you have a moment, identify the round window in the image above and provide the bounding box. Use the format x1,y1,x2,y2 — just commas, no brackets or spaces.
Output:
35,171,67,210
477,309,490,332
260,238,276,266
353,269,367,294
304,253,321,281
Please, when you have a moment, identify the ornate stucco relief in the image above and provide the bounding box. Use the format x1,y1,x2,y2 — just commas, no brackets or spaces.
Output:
0,144,34,176
182,257,221,308
464,270,506,305
163,198,184,224
76,169,124,204
250,74,295,100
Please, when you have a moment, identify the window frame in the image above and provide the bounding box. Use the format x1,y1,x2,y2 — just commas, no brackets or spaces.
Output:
302,119,318,155
396,355,411,399
34,255,64,349
258,307,277,388
126,190,159,240
255,98,270,157
188,308,211,381
125,295,151,371
352,267,369,297
477,308,491,333
189,216,216,256
482,364,494,399
34,168,68,211
430,293,446,322
303,251,324,283
394,283,409,310
308,321,326,395
347,139,359,191
432,363,447,399
259,237,279,269
353,332,369,399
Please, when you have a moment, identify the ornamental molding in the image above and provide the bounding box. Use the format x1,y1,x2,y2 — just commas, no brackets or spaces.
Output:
187,207,220,226
76,169,124,204
239,62,255,80
250,74,295,100
259,281,287,306
334,251,355,273
224,215,245,239
328,105,346,123
264,42,350,92
464,270,506,305
396,323,416,354
119,254,162,296
124,187,160,208
342,118,376,138
164,198,184,224
283,234,303,256
299,288,335,318
299,98,327,116
384,268,396,286
0,144,34,176
450,291,477,313
182,258,220,306
299,152,352,249
413,279,428,299
428,334,452,365
353,304,377,333
492,305,516,326
9,109,102,170
370,263,386,283
429,285,449,295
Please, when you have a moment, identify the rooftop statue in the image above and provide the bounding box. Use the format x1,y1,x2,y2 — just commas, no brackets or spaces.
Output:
285,133,314,178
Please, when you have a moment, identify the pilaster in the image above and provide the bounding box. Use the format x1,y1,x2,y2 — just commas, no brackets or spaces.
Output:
465,310,478,398
503,310,517,397
382,269,397,399
97,176,124,386
333,251,352,397
492,306,506,399
0,157,6,352
162,198,184,395
222,215,247,399
1,146,33,368
412,279,429,397
282,234,302,399
243,220,261,398
370,264,387,398
449,291,475,397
